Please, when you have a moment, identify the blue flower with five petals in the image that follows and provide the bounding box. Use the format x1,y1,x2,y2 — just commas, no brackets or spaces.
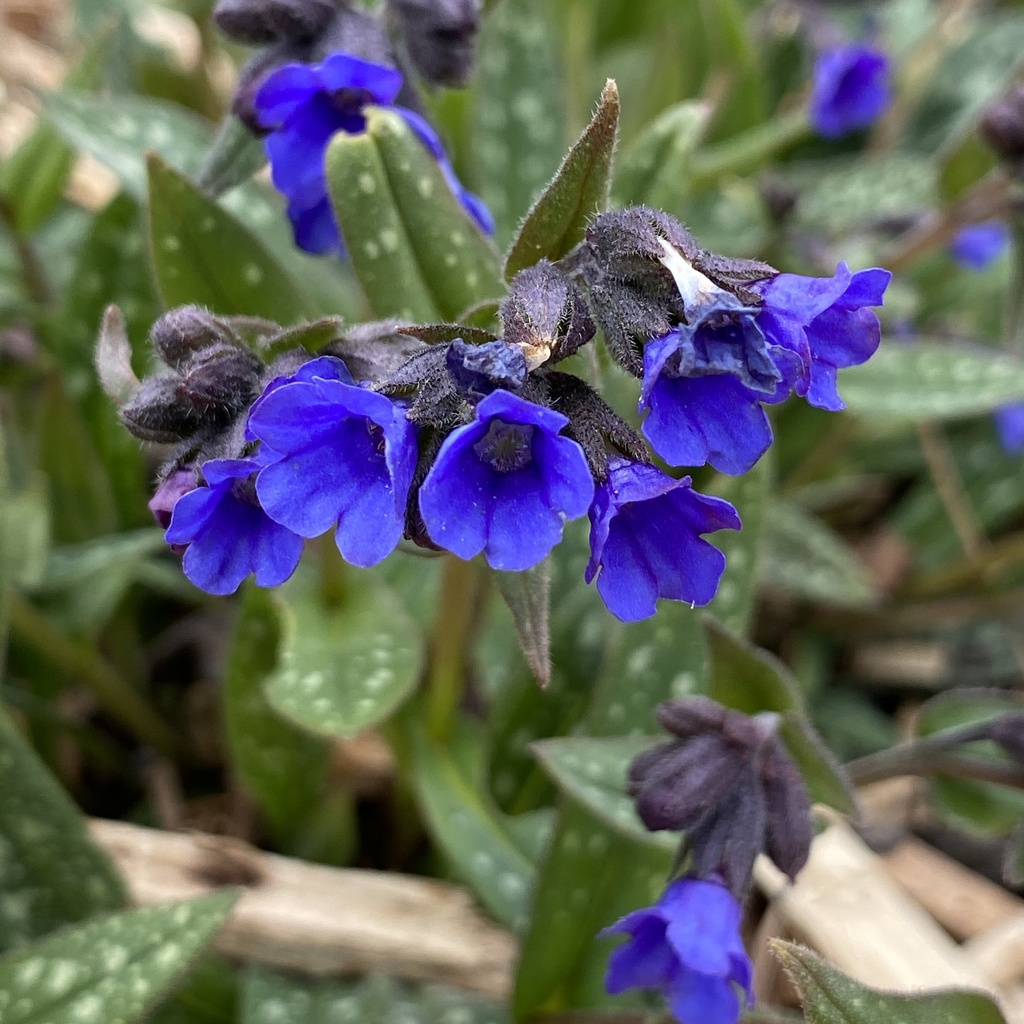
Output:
809,43,890,139
164,454,304,596
247,363,417,567
602,877,753,1024
252,51,492,255
586,460,741,622
949,221,1010,271
418,390,594,571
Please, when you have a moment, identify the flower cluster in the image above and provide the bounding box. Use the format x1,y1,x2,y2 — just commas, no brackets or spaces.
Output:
122,209,887,621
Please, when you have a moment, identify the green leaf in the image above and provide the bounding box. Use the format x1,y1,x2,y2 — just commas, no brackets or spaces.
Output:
325,128,441,322
265,569,425,739
2,475,50,590
1004,817,1024,887
45,90,211,201
917,689,1024,738
367,108,503,320
146,154,310,323
224,585,330,842
840,342,1024,419
613,99,712,208
0,705,124,953
772,940,1007,1024
0,891,239,1024
706,453,771,634
492,561,550,688
471,0,566,245
409,722,535,931
761,502,877,609
531,735,673,850
503,79,620,281
197,116,267,197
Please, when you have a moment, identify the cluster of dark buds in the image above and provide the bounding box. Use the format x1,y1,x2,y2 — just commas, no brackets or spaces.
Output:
982,82,1024,177
119,205,889,618
214,0,490,255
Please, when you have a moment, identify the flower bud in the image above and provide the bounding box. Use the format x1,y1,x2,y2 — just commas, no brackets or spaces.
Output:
213,0,337,45
150,306,237,369
148,467,199,531
388,0,480,86
445,338,527,395
981,84,1024,167
177,344,263,415
990,713,1024,764
501,261,595,370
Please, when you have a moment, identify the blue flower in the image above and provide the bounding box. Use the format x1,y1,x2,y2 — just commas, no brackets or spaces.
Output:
252,51,492,255
949,221,1010,271
246,368,417,567
638,240,799,474
602,877,753,1024
586,460,741,622
754,262,891,412
810,43,890,139
418,390,594,570
164,455,304,596
996,403,1024,455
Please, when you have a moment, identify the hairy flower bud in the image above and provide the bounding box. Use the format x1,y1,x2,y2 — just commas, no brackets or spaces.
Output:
981,84,1024,168
502,261,595,370
990,713,1024,764
150,306,238,368
213,0,337,45
177,344,263,415
627,697,813,894
388,0,480,86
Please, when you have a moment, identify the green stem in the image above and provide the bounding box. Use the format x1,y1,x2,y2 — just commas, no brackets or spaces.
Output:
425,556,481,743
688,108,811,188
0,190,53,306
8,593,179,756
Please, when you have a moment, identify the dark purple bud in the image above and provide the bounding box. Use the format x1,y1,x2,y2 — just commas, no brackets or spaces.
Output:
388,0,479,86
121,375,201,443
761,739,813,881
502,261,595,369
150,306,237,368
213,0,337,45
981,84,1024,166
990,713,1024,764
656,695,733,741
232,41,309,133
177,343,263,415
148,467,199,530
445,338,528,395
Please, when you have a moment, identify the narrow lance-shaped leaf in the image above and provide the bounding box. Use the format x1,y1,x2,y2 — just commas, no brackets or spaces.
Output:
504,80,620,281
146,154,311,324
325,127,441,323
772,941,1007,1024
95,305,140,406
0,704,125,954
0,892,239,1024
367,108,503,321
492,561,551,688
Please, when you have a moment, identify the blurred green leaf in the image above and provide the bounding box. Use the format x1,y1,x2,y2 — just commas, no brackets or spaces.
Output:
148,955,238,1024
45,90,211,201
0,704,124,953
917,689,1024,737
472,0,566,245
2,475,50,590
266,569,424,739
1004,818,1024,887
224,585,330,842
197,116,267,198
410,721,535,931
492,561,550,688
761,503,877,609
504,79,619,281
325,127,441,322
146,154,310,323
840,342,1024,419
0,891,238,1024
368,108,503,320
773,940,1006,1024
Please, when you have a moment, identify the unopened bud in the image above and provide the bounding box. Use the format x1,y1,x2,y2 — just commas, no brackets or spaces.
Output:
990,713,1024,764
177,344,263,414
388,0,480,86
121,376,202,443
213,0,337,45
150,306,237,368
981,84,1024,166
148,467,199,530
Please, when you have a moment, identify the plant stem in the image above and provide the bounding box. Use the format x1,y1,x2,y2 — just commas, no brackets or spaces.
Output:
0,190,53,307
8,593,179,756
424,556,481,744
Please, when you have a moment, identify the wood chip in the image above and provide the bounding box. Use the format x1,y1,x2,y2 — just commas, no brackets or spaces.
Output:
89,819,516,996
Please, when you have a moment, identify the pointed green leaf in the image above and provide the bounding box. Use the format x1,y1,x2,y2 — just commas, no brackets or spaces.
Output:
772,941,1006,1024
325,128,440,322
368,108,502,320
503,79,620,281
0,891,238,1024
492,561,550,688
265,570,425,739
197,115,267,197
0,705,124,953
471,0,565,245
45,90,211,201
147,154,310,323
840,342,1024,419
409,722,535,931
225,585,330,841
